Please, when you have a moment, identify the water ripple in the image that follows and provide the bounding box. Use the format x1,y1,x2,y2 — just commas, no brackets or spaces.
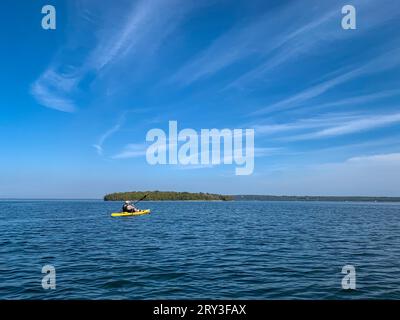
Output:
0,200,400,299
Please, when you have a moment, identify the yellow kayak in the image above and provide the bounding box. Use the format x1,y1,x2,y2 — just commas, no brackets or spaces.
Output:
111,209,151,217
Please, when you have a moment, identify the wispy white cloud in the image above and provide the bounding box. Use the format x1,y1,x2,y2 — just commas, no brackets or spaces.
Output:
347,152,400,164
32,0,197,112
306,113,400,139
224,10,338,90
251,47,400,115
252,113,359,135
275,112,400,141
89,0,199,71
93,109,153,156
283,135,400,160
171,0,400,89
227,0,400,91
170,1,323,86
291,89,400,114
258,152,400,196
30,68,80,112
93,115,126,155
111,143,147,159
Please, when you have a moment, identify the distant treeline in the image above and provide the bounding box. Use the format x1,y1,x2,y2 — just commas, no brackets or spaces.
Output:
233,195,400,202
104,191,400,202
104,191,233,201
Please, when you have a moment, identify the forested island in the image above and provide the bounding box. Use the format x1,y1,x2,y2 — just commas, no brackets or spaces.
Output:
104,191,400,202
104,191,233,201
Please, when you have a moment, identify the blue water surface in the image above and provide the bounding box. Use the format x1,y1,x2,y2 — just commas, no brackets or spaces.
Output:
0,200,399,299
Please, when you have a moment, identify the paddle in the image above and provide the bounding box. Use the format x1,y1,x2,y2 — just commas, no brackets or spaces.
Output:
133,193,149,205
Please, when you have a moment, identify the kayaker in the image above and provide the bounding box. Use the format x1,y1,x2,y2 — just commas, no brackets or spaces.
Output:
122,201,138,213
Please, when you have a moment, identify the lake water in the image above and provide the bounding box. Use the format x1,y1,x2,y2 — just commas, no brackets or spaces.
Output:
0,200,399,299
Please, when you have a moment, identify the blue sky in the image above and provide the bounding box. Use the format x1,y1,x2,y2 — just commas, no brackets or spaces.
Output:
1,0,400,198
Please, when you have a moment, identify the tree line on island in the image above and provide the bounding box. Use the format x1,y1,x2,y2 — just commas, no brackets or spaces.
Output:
104,191,400,202
104,191,233,201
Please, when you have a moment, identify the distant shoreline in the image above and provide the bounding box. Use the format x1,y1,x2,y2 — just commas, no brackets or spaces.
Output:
103,191,400,203
1,198,400,203
232,195,400,202
2,195,400,203
104,191,233,201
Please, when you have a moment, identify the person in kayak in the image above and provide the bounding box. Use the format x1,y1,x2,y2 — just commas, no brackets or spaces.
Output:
122,201,139,213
